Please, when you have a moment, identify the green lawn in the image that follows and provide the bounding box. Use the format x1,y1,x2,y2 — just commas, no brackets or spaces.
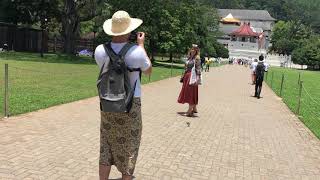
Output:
0,52,184,117
265,67,320,138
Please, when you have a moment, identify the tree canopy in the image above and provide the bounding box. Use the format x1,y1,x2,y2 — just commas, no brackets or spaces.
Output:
1,0,318,58
270,21,320,68
1,0,229,57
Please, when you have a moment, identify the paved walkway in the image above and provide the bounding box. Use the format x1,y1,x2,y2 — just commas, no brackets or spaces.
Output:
1,65,320,180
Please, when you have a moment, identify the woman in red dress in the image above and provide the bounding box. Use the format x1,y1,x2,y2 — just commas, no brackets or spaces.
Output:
178,45,201,117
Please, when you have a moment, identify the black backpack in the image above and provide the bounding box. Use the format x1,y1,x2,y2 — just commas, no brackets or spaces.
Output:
97,42,141,113
256,62,265,79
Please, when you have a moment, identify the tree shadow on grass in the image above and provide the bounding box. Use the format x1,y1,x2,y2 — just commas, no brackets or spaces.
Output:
153,61,184,70
0,52,96,65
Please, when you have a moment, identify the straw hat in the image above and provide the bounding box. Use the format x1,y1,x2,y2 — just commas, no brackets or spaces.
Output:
103,10,143,36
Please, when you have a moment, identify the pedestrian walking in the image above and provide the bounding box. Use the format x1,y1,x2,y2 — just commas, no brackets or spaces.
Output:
200,55,205,72
205,56,211,72
254,58,266,99
178,44,201,117
94,10,152,180
259,54,264,61
250,59,258,85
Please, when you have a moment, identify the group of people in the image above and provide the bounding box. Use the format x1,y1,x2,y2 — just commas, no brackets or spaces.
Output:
229,58,249,66
93,10,271,180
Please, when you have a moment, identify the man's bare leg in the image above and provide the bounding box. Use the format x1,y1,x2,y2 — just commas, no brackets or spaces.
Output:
99,165,111,180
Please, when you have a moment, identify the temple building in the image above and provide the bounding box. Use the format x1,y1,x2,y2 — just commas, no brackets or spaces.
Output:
217,9,276,51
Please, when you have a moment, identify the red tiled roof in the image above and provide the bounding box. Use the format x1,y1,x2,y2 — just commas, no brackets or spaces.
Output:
230,23,258,37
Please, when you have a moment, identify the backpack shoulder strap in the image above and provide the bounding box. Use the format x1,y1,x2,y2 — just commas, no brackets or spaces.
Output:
103,42,136,62
103,43,117,59
119,43,141,75
118,43,137,58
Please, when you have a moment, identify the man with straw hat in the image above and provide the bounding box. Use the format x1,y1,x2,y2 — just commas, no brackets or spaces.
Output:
94,10,152,180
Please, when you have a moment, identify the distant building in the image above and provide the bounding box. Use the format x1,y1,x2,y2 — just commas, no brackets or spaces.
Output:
217,9,276,51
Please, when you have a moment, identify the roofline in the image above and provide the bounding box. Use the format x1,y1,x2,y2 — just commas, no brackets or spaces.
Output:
217,9,276,21
238,18,276,21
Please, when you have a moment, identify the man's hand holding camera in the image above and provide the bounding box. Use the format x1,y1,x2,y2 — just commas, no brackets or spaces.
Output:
137,32,145,47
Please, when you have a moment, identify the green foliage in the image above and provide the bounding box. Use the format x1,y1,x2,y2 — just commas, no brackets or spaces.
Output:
291,46,308,66
0,0,17,23
2,0,319,55
292,37,320,68
214,43,229,58
271,21,320,67
0,0,59,25
94,0,221,58
270,21,312,55
204,43,217,57
272,38,296,56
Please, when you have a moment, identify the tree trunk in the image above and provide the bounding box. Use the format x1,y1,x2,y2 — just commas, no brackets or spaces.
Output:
149,39,155,62
169,52,173,62
61,0,80,54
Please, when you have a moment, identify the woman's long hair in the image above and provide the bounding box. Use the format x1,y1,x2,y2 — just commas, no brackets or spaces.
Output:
188,47,200,61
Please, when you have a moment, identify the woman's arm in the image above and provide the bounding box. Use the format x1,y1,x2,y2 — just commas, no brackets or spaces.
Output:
195,59,201,75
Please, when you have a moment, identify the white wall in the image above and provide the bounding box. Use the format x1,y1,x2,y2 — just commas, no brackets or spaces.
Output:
228,41,259,50
241,20,274,31
266,54,307,69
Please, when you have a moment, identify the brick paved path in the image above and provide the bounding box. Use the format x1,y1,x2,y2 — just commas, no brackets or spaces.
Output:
1,65,320,180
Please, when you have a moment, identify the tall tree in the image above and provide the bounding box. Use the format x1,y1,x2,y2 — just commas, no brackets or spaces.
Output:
270,21,312,55
292,36,320,69
56,0,107,54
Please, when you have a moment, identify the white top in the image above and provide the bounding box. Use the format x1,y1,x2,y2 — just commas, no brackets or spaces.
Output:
94,42,151,97
250,61,258,73
264,62,270,71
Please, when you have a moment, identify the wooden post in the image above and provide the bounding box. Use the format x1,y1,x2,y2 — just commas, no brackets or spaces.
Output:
296,81,303,115
298,72,301,85
40,28,44,57
271,71,274,89
4,64,9,118
266,71,268,81
280,73,285,97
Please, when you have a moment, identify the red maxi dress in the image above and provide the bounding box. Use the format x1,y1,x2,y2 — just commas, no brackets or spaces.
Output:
178,59,201,105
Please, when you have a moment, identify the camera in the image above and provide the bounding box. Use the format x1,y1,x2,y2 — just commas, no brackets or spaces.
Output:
129,31,137,42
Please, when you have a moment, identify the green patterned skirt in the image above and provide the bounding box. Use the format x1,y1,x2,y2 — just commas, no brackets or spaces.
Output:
99,98,142,176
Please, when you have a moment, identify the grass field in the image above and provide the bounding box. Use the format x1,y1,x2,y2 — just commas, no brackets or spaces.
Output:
0,52,184,116
265,67,320,138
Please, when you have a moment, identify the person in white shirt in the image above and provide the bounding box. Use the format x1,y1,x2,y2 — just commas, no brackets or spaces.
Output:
95,11,151,180
264,62,270,72
250,59,258,85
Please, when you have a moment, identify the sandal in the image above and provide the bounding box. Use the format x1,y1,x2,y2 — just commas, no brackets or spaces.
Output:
186,114,194,117
186,112,194,117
